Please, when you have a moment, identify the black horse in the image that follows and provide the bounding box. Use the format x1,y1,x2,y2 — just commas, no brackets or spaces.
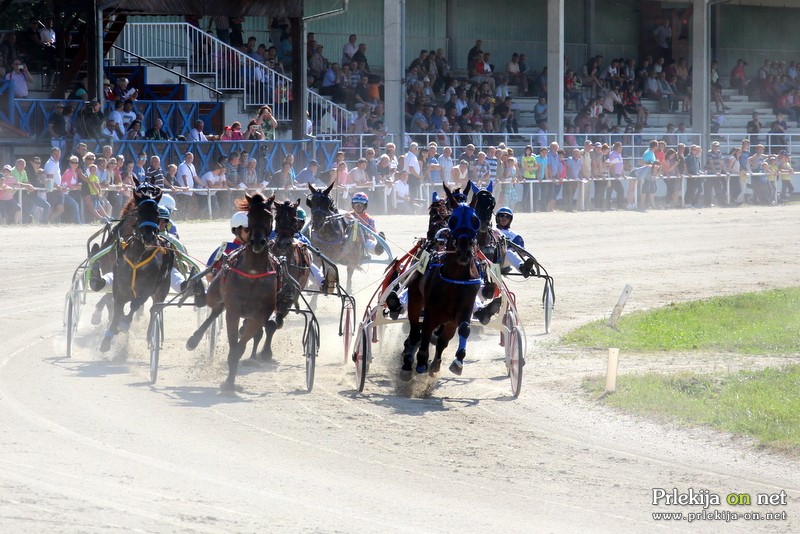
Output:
99,181,174,352
187,193,289,390
304,181,365,293
400,188,482,379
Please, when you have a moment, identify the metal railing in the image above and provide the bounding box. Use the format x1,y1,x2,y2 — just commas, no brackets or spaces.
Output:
119,22,352,130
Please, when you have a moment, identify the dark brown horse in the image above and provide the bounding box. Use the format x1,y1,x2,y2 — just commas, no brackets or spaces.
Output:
246,199,313,360
304,181,364,293
99,181,174,352
400,188,482,379
186,193,283,391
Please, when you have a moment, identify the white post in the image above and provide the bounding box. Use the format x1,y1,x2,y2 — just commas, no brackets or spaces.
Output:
607,284,633,328
605,348,619,393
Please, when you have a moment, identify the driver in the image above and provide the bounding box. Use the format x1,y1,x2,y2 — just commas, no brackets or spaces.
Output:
347,192,385,257
494,206,534,277
207,211,250,276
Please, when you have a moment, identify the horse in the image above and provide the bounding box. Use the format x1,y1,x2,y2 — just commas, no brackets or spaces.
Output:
245,199,313,361
99,181,175,352
304,181,365,293
187,193,286,391
400,188,482,379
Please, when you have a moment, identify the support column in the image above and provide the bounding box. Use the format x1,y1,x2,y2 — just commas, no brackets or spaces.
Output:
547,0,565,146
446,0,457,70
691,0,709,148
585,0,595,59
384,0,405,143
290,16,307,139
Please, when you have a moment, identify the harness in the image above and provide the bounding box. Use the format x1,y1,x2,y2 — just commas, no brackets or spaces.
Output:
120,237,169,298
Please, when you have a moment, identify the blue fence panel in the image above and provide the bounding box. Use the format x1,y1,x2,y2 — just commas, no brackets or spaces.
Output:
86,140,341,177
0,81,13,124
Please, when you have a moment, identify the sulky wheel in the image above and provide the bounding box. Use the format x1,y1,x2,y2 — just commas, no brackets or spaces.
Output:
148,312,163,384
305,320,319,392
353,327,370,392
509,325,525,398
343,300,354,363
65,296,76,359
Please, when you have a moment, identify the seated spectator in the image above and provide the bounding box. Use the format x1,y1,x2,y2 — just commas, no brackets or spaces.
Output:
113,77,138,101
470,52,496,92
145,117,170,140
506,52,528,94
533,96,548,124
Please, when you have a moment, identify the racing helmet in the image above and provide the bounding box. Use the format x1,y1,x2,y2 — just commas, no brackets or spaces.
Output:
157,206,171,220
230,211,249,234
159,193,177,213
495,206,514,224
296,207,307,221
351,192,369,206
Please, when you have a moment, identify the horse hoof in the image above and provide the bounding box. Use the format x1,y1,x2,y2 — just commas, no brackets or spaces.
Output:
428,359,442,376
119,321,131,333
90,309,102,326
416,363,428,374
219,380,236,391
449,360,463,376
99,338,111,352
399,369,412,382
186,335,200,351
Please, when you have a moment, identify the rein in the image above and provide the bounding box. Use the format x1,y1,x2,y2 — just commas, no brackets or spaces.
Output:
226,267,277,279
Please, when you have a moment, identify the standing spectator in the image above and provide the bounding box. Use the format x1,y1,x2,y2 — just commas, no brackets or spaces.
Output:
118,99,137,130
604,141,627,210
5,59,32,98
211,15,230,44
730,59,750,95
146,155,165,188
704,141,726,207
10,158,47,223
563,149,582,212
684,144,703,208
341,34,357,66
777,150,795,202
229,16,244,48
175,152,198,217
653,19,672,61
402,142,421,198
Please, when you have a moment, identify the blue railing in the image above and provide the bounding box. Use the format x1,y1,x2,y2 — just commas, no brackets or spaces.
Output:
81,139,341,177
11,99,226,141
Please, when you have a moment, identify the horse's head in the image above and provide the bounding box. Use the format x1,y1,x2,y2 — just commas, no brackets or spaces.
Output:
306,181,335,229
470,181,496,233
447,203,480,266
427,191,452,242
443,180,472,210
274,199,300,251
132,178,162,245
237,192,275,254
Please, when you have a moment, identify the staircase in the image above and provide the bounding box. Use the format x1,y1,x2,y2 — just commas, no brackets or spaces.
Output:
117,22,352,131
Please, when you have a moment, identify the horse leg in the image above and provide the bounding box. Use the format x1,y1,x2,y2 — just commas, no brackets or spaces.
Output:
260,319,278,361
429,322,456,376
346,265,354,294
448,320,472,376
248,323,264,360
100,298,126,352
187,304,223,350
120,295,147,332
221,311,260,391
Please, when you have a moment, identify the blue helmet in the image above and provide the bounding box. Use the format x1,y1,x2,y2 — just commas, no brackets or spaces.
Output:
157,206,171,220
296,207,307,220
352,192,369,205
496,206,514,219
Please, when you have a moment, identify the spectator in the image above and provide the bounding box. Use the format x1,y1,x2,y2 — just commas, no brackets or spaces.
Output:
5,59,32,98
506,53,528,94
188,119,208,142
119,99,136,130
0,32,19,73
389,170,413,214
730,58,750,95
145,117,169,140
341,34,357,65
113,77,138,101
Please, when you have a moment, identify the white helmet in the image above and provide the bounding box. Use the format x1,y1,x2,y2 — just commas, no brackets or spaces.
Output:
230,211,249,231
159,194,177,213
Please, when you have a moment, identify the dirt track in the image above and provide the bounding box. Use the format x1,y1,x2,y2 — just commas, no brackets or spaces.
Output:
1,204,798,533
